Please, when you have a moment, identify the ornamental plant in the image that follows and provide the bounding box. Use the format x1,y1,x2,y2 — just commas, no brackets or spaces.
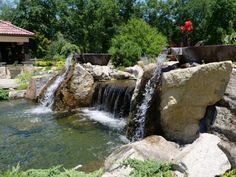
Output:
180,20,193,32
180,20,193,46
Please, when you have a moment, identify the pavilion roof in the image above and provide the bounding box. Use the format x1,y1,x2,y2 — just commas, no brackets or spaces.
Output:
0,20,34,37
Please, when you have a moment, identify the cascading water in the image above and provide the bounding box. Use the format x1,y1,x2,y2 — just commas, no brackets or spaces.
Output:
92,81,135,118
40,55,73,108
132,50,168,141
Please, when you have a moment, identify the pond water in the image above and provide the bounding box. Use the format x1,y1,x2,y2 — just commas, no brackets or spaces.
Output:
0,99,126,172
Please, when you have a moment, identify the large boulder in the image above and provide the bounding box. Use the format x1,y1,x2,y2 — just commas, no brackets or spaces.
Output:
203,67,236,167
161,61,232,143
0,79,18,89
104,134,231,177
26,74,52,100
0,66,11,79
104,135,180,172
175,133,231,177
53,63,94,111
83,63,111,80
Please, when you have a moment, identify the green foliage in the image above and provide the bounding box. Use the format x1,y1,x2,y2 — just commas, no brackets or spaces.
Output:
123,159,173,177
220,169,236,177
16,71,33,90
109,18,167,67
55,58,66,70
223,31,236,45
47,32,80,59
34,60,54,67
1,165,103,177
33,32,51,58
0,88,9,101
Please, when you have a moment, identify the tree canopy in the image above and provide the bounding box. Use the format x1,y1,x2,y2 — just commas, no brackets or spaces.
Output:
0,0,235,64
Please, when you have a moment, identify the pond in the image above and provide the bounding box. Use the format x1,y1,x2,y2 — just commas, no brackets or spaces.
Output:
0,99,126,172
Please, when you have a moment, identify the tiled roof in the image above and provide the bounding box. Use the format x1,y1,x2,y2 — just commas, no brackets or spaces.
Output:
0,20,34,37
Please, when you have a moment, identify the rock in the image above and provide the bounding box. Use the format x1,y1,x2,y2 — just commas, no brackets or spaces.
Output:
83,63,111,80
25,74,52,100
0,66,11,79
222,68,236,111
127,63,160,139
161,61,232,143
203,68,236,167
0,79,18,89
104,135,180,172
53,63,94,111
110,70,132,80
9,90,26,99
175,133,231,177
124,65,143,79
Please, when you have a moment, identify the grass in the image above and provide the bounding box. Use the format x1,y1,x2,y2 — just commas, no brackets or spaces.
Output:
0,88,9,100
1,165,103,177
221,169,236,177
16,71,33,90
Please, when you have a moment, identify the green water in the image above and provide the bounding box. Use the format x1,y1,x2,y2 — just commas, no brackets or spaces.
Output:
0,99,124,171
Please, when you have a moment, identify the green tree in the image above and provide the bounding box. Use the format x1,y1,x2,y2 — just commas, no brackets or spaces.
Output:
207,0,236,44
109,18,167,67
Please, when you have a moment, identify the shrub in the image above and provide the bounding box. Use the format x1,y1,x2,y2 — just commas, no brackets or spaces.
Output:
34,60,54,67
0,88,9,100
123,159,173,177
109,18,167,67
1,165,103,177
16,71,33,90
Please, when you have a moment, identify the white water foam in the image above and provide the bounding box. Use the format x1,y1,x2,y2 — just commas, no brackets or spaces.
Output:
81,108,126,130
25,106,52,114
40,55,73,108
132,50,168,141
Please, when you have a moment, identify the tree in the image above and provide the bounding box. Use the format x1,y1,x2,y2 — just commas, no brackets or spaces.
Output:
109,18,167,67
207,0,236,44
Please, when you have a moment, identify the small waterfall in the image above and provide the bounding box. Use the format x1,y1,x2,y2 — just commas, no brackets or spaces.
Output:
132,50,168,141
92,81,135,118
40,55,73,108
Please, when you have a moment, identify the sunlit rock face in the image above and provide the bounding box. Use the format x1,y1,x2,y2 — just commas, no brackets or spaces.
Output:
160,61,232,143
53,63,95,111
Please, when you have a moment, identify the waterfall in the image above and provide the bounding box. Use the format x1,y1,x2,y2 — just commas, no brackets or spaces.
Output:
92,81,135,118
132,50,168,141
40,55,73,108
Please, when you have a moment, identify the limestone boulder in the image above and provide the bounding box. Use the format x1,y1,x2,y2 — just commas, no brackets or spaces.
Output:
104,135,180,172
83,63,111,80
0,67,11,79
25,74,53,100
175,133,231,177
124,65,143,79
161,61,232,143
9,90,26,99
0,79,18,89
203,68,236,167
110,70,132,80
53,63,94,111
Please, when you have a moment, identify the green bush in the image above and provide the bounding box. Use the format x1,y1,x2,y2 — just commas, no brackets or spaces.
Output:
16,72,33,90
221,169,236,177
1,165,103,177
34,60,54,67
0,88,9,100
109,18,167,67
123,159,173,177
